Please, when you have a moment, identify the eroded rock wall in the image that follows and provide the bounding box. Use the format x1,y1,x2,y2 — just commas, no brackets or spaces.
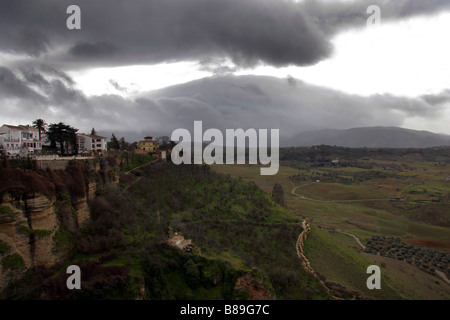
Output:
0,158,118,294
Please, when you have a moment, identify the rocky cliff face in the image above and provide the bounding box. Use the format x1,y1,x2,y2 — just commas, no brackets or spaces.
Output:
0,158,118,295
0,191,93,293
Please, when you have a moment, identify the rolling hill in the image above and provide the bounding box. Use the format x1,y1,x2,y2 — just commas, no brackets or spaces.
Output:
286,126,450,148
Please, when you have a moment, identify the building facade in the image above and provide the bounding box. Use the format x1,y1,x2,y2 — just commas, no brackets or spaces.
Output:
0,125,43,157
77,133,107,155
136,136,160,155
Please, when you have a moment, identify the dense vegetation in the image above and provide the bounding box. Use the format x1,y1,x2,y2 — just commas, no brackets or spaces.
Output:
4,162,327,300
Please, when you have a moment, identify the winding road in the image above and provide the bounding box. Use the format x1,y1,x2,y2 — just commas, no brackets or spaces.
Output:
291,186,401,203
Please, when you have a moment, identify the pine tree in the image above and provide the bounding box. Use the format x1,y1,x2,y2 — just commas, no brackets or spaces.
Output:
108,133,120,150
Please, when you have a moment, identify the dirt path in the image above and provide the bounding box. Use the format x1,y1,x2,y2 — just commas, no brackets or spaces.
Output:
296,220,332,297
295,220,347,300
296,219,371,300
435,270,450,285
291,184,370,300
125,159,159,174
123,159,160,192
334,230,366,250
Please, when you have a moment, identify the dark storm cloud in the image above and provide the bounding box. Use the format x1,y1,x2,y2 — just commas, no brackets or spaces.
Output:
109,80,128,93
0,67,46,102
1,69,445,143
1,0,449,140
301,0,450,33
2,0,449,70
69,41,121,59
39,65,76,86
0,66,87,121
420,90,450,106
1,28,51,58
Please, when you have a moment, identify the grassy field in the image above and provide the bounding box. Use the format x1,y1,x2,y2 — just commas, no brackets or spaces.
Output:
212,158,450,300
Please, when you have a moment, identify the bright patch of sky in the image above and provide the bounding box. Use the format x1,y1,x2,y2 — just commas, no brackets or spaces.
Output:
68,62,211,97
68,11,450,102
238,11,450,98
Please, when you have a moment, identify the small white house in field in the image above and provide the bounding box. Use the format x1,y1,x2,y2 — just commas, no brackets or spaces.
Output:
0,124,43,157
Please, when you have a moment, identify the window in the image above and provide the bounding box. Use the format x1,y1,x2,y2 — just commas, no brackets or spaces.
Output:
97,144,101,148
96,139,101,142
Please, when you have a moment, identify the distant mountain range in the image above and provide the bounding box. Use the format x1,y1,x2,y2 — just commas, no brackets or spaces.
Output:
285,127,450,148
107,75,450,149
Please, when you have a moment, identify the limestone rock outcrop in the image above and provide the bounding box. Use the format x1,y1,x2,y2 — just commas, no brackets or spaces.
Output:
0,158,118,294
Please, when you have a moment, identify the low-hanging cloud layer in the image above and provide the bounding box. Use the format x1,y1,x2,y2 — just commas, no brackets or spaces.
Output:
1,65,448,144
1,0,450,141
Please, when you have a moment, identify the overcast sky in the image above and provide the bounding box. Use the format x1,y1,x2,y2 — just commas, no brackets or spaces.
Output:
1,0,450,142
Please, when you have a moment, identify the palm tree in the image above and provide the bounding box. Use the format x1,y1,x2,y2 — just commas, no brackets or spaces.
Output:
32,119,47,141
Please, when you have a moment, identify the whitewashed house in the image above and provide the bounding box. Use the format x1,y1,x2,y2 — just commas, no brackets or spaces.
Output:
0,124,43,157
77,133,107,154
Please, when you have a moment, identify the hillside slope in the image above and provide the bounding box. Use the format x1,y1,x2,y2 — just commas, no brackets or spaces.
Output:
2,161,329,300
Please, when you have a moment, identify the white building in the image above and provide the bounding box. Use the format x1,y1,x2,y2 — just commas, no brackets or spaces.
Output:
0,125,43,157
77,133,107,154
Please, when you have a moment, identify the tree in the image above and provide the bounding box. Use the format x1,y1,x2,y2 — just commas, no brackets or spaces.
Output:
156,136,173,150
129,141,138,152
108,133,120,151
119,137,129,151
32,119,47,141
46,122,78,155
271,183,286,208
183,259,200,289
90,128,97,136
